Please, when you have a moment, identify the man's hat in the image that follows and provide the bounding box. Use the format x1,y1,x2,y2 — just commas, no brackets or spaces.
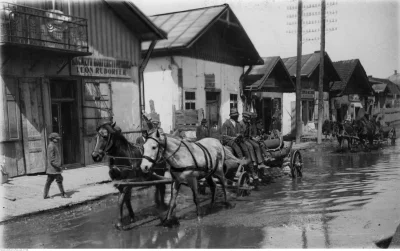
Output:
151,119,160,125
201,118,207,123
49,132,61,139
242,111,251,118
229,108,239,116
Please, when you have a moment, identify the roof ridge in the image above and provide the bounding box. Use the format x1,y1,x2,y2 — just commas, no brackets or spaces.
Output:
150,4,228,17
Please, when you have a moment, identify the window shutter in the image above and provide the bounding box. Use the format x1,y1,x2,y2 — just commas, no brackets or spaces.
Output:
3,77,20,140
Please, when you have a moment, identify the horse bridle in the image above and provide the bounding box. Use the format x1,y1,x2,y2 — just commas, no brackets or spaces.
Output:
93,131,113,156
142,134,182,166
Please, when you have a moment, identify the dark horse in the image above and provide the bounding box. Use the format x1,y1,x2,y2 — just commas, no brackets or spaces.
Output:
353,118,376,149
332,120,357,151
91,121,167,229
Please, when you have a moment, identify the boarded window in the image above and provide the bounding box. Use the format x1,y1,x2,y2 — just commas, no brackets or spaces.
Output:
184,91,196,110
3,77,20,140
83,82,112,135
205,74,215,88
230,94,238,109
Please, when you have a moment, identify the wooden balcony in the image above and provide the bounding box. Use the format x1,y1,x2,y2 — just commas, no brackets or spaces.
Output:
0,2,91,56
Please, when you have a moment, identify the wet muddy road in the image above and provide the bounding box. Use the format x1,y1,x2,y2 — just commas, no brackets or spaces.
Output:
2,143,400,248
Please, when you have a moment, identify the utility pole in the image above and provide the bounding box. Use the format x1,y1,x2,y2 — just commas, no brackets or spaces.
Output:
317,0,326,144
295,0,303,144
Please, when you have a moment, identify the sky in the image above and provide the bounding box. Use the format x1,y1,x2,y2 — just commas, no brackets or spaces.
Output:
132,0,399,79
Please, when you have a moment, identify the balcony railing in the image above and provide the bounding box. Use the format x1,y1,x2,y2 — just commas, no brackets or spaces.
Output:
0,2,89,54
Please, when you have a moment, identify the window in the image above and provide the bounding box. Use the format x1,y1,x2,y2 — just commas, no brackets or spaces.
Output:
205,74,215,88
184,91,196,110
230,94,238,109
83,82,112,135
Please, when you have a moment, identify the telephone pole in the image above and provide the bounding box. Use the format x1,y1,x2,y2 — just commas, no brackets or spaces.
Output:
317,0,326,144
295,0,303,144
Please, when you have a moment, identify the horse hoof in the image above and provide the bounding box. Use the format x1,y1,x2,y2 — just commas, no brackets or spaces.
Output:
225,202,235,209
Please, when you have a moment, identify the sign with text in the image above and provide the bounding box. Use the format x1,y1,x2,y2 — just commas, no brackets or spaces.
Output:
301,89,314,99
71,57,131,78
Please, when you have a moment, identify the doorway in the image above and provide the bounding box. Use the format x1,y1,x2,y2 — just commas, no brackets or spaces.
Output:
206,91,220,129
50,80,80,166
262,98,272,132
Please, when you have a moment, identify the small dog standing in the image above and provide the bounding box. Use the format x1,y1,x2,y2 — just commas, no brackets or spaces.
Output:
43,132,67,199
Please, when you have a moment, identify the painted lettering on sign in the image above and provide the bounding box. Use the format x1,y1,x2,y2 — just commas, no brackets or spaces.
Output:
301,89,314,99
71,57,132,78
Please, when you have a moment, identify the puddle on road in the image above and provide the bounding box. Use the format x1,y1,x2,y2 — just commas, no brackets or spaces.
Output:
2,144,400,248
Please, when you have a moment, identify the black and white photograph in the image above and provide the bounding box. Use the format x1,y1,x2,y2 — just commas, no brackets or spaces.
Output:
0,0,399,248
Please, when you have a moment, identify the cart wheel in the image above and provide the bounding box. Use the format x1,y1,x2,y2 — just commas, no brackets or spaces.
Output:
290,150,303,179
237,172,251,197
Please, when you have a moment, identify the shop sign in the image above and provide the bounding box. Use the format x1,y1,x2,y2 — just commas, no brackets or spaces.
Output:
348,94,360,102
71,57,131,78
301,89,314,99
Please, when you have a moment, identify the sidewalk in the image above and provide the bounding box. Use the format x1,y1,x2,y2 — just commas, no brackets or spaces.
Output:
0,164,117,223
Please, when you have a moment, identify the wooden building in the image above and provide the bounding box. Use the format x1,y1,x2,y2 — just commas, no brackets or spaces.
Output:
369,76,400,111
242,56,295,134
141,4,263,133
0,1,166,177
330,59,374,122
282,51,341,135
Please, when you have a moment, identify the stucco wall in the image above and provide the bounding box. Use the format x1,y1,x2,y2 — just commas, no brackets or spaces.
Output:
144,56,244,133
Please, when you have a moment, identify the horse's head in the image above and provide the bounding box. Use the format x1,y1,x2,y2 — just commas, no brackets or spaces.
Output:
140,129,164,174
91,121,117,162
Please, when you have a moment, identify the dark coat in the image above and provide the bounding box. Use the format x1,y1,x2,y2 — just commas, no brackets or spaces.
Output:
46,141,62,174
221,119,241,145
196,125,209,141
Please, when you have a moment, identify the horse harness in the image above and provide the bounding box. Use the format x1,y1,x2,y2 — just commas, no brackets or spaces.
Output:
143,135,217,177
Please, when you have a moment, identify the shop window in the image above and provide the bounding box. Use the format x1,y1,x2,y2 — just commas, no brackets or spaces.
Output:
3,77,20,140
184,91,196,110
230,94,238,109
83,82,112,135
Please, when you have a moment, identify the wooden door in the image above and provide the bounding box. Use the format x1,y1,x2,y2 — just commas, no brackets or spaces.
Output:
19,79,47,174
206,92,220,129
262,98,272,132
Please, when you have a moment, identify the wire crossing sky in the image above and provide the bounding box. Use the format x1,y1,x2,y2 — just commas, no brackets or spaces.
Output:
133,0,399,78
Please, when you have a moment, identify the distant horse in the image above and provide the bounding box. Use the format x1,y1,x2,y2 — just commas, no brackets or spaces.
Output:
353,118,376,148
140,129,230,227
332,121,357,151
91,121,166,229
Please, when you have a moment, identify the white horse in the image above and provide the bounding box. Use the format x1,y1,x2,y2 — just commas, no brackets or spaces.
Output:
140,129,231,227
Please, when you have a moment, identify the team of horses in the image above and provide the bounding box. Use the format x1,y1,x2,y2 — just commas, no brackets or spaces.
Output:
322,117,396,151
91,119,237,229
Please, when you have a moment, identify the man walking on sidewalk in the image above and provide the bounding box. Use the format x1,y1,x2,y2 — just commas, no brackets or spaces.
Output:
43,132,67,199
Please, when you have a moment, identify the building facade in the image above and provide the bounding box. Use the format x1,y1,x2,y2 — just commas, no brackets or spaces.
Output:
142,4,263,133
0,1,165,177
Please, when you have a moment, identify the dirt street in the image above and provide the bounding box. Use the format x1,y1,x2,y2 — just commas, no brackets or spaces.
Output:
1,142,400,248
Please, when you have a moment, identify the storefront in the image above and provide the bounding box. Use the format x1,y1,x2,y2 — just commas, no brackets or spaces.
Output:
0,1,166,177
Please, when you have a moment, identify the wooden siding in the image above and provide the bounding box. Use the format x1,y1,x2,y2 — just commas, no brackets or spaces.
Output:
70,0,140,65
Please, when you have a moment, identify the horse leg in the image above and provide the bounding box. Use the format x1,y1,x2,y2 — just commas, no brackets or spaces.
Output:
124,187,135,223
115,187,126,229
187,177,202,222
164,181,181,227
155,183,167,210
206,176,217,212
214,170,232,209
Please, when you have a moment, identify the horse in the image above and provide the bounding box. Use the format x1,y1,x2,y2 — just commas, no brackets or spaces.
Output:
353,118,376,149
332,121,357,151
322,119,334,140
140,129,230,227
91,121,166,229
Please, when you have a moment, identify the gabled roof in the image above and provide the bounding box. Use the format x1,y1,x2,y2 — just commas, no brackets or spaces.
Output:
141,4,263,65
369,77,400,95
388,71,400,87
281,51,341,81
330,59,373,95
105,1,167,41
244,56,295,92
